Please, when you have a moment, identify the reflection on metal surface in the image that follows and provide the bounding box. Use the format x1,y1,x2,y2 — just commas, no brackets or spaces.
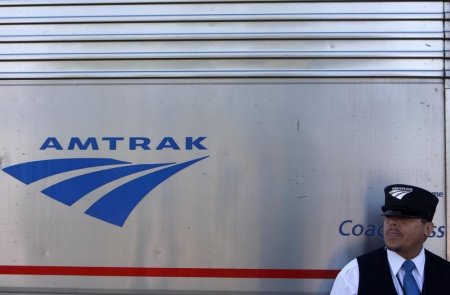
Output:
0,79,445,293
0,1,445,78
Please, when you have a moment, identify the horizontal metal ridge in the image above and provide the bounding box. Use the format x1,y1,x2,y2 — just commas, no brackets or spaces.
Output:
0,1,441,6
0,72,442,79
0,0,325,5
0,58,442,79
0,21,443,42
0,14,443,25
0,40,443,61
0,2,443,24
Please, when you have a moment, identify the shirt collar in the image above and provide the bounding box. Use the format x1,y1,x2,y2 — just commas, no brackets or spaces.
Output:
386,247,425,279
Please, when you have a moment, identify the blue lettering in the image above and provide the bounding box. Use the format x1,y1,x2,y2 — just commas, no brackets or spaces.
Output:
340,220,444,239
68,137,99,150
186,137,207,150
130,137,150,150
352,224,364,236
102,137,124,150
378,225,384,237
338,220,352,236
157,137,180,150
430,225,446,238
40,137,63,150
432,192,444,198
39,136,208,151
365,224,375,236
429,227,436,238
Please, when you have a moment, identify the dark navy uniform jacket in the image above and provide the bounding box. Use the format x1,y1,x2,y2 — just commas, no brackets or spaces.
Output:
357,247,450,295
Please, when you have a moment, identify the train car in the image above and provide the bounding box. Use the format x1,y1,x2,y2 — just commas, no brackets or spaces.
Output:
0,1,448,294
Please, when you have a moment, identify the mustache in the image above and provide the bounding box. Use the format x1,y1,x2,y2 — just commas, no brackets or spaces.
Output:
386,228,402,235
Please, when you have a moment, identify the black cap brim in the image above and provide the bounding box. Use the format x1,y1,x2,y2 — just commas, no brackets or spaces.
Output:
381,209,423,219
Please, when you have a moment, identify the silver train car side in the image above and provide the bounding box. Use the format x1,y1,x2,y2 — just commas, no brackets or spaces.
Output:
0,1,448,294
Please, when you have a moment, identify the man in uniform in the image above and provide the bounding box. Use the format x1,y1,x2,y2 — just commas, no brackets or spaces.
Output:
330,184,450,294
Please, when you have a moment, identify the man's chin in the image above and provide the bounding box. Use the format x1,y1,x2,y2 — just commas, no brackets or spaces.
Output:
386,245,402,253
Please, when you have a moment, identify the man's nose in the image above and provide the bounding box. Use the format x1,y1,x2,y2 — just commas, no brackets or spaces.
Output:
386,217,398,226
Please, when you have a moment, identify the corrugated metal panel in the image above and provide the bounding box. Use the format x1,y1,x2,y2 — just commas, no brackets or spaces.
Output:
444,1,450,261
445,0,449,97
0,1,445,78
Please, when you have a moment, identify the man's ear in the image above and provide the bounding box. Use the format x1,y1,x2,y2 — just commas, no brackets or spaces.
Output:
424,221,434,238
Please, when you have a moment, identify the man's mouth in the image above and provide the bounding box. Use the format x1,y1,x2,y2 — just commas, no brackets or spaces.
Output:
385,229,402,238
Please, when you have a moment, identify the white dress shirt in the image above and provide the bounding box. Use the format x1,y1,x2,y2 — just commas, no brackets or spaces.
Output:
330,248,425,295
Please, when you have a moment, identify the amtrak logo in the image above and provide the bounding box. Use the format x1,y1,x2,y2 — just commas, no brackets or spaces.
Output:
389,187,413,200
2,156,208,227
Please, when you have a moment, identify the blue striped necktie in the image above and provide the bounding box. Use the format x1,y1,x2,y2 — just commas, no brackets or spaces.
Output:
402,260,421,295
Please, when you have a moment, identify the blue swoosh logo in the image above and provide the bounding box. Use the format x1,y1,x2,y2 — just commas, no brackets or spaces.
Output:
2,156,208,227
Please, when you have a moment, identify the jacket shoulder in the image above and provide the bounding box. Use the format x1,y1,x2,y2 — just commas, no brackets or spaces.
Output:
422,249,450,293
425,249,450,270
357,247,386,263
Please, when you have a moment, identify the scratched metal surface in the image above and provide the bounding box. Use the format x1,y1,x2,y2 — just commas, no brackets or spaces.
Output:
0,78,446,293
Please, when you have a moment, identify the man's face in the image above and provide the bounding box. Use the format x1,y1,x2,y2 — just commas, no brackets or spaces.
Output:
383,216,433,259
